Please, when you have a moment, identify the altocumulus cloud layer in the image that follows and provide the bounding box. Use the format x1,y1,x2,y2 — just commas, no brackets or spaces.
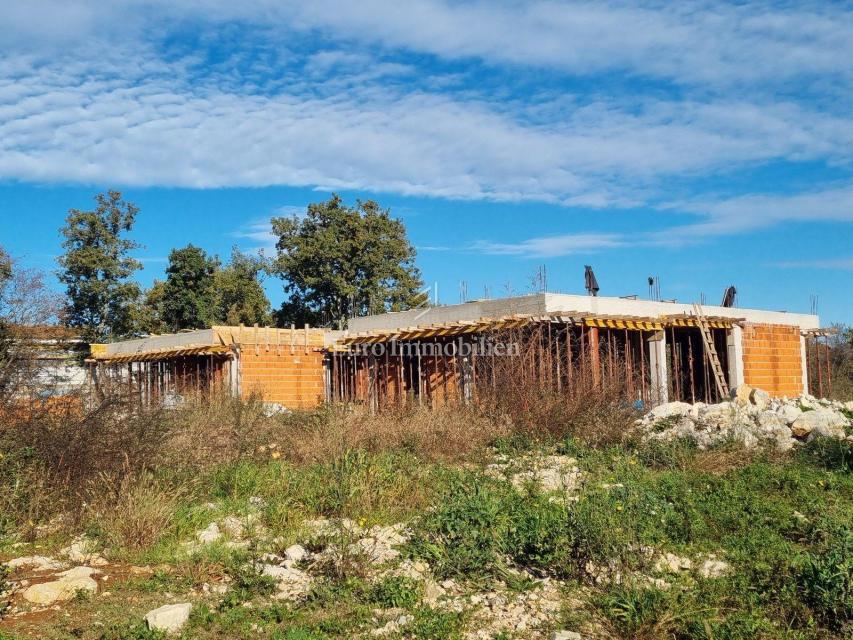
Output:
1,0,853,240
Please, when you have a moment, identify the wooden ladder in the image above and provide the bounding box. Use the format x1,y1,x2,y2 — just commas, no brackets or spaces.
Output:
692,303,730,399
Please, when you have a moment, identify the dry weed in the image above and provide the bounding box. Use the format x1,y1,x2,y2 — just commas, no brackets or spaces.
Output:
477,326,641,446
277,404,507,464
87,471,189,552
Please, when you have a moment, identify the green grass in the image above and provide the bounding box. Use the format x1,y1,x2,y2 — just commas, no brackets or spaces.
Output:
405,440,853,638
3,422,852,639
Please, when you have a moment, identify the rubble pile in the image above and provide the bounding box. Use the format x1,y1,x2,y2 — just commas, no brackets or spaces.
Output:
638,384,853,450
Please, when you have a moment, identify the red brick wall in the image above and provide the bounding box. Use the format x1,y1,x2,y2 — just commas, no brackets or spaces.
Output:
742,323,803,397
240,348,326,409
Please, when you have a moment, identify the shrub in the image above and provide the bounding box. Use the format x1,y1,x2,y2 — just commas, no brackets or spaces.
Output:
407,473,517,582
476,326,641,446
95,621,165,640
597,584,675,639
634,437,698,470
406,607,465,640
795,522,853,630
369,576,422,609
505,493,573,573
219,555,278,610
799,437,852,472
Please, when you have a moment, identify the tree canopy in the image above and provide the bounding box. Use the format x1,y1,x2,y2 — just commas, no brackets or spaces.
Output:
153,246,271,332
57,191,142,342
213,249,272,326
161,244,219,331
271,195,424,328
133,279,168,335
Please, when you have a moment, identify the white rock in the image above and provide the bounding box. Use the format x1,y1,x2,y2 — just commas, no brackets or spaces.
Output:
774,430,795,452
655,552,692,573
422,579,446,604
552,632,583,640
262,564,302,580
262,402,289,417
22,566,101,605
221,516,245,539
791,409,848,439
61,538,108,566
756,411,784,432
699,558,731,579
807,421,847,441
734,384,755,406
196,522,221,544
59,566,101,580
263,564,312,601
5,556,65,572
649,401,693,420
510,455,583,493
144,602,192,635
752,388,771,411
284,544,308,565
776,404,802,425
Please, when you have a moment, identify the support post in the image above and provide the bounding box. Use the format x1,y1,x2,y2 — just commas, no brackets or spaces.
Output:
726,326,744,391
648,330,669,405
588,325,601,387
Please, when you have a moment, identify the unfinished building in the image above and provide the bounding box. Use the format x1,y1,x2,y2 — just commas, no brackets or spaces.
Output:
89,325,328,409
88,293,827,409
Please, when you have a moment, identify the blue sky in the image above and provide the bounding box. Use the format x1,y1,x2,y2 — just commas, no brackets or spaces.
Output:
0,1,851,323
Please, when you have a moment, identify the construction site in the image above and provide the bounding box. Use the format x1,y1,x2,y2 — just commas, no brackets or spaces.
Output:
87,291,832,410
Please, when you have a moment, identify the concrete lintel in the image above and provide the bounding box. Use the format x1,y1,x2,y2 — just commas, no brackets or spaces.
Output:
344,292,819,335
103,329,216,356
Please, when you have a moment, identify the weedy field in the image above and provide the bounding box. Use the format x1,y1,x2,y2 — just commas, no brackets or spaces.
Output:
1,394,851,640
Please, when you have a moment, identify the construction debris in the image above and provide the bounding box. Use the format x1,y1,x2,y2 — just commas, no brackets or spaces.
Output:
639,384,852,450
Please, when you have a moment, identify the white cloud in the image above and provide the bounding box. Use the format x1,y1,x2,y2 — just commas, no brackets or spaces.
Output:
231,219,277,251
272,205,307,218
771,257,853,270
0,0,852,239
6,1,852,88
470,185,853,257
474,233,625,258
2,56,852,208
655,185,853,242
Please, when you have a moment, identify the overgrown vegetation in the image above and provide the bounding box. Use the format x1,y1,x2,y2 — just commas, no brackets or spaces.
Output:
1,388,852,638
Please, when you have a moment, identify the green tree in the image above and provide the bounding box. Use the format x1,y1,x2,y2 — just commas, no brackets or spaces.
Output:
271,195,424,328
213,249,272,326
57,191,142,343
161,244,220,331
133,280,169,335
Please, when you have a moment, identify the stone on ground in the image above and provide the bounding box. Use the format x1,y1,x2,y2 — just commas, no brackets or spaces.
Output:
145,602,192,635
699,557,731,579
5,556,65,572
640,388,851,450
552,632,583,640
284,544,308,565
21,566,100,605
262,564,312,600
61,537,108,566
791,409,848,439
